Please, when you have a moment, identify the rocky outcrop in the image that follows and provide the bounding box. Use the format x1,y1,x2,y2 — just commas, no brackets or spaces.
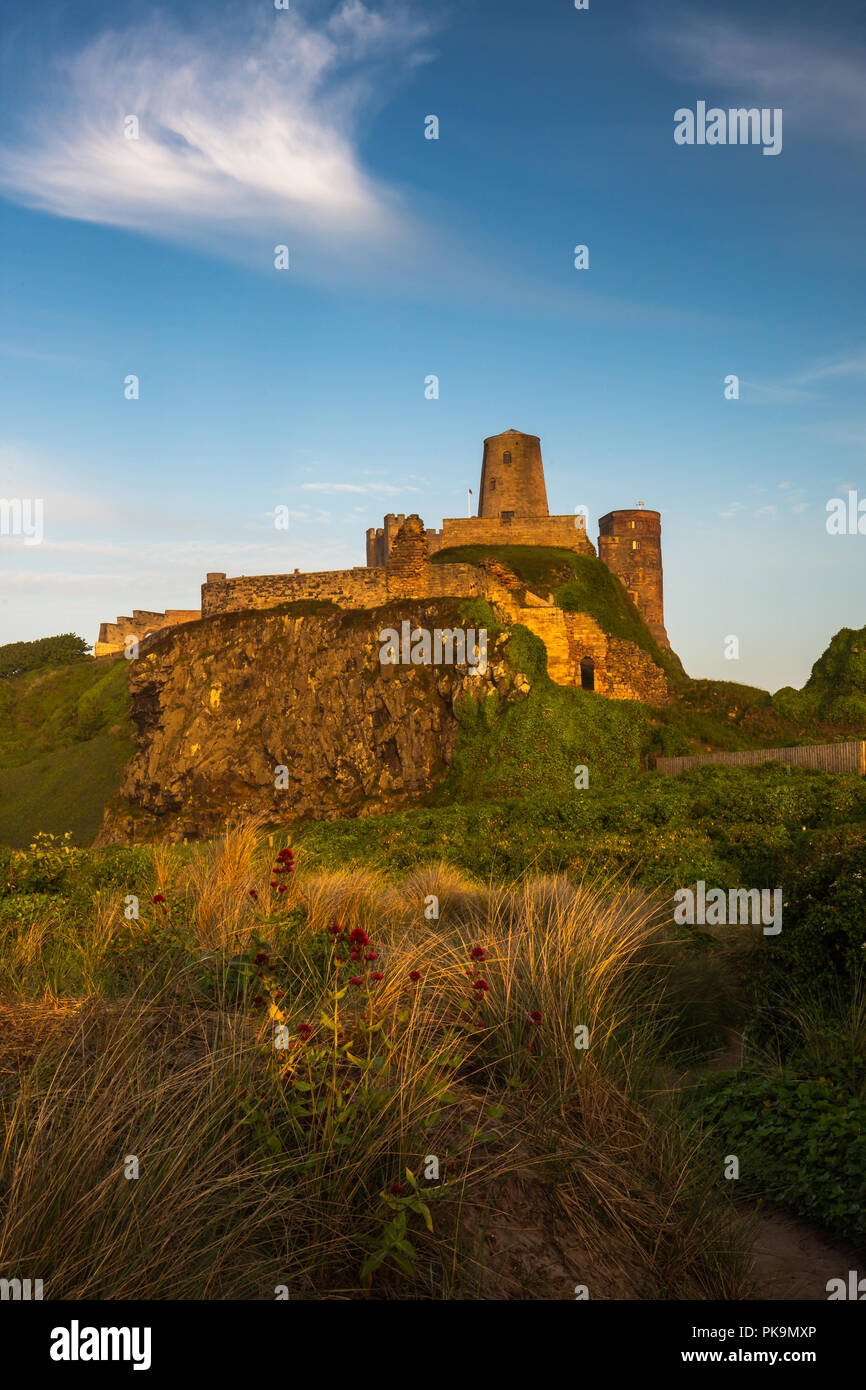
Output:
97,600,530,844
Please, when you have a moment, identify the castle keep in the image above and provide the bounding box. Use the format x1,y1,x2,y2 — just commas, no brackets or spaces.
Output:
366,429,595,565
95,429,671,701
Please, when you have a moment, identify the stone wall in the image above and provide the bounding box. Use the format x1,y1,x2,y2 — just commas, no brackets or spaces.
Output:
490,593,669,704
426,514,594,556
95,608,201,657
201,558,487,617
200,514,668,704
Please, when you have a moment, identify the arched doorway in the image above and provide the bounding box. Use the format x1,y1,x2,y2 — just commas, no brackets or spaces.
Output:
580,657,595,691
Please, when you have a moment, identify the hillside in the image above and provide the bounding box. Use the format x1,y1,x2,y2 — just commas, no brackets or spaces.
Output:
0,658,132,846
1,594,863,849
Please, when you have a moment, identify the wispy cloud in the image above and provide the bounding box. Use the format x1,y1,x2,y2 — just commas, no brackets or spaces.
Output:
0,3,434,271
650,15,866,143
301,481,422,494
737,350,866,405
791,352,866,385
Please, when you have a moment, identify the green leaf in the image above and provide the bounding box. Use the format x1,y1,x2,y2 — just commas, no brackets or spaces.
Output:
410,1198,434,1232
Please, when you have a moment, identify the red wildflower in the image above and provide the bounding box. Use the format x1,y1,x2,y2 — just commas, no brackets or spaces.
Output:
276,848,294,862
350,951,360,961
329,923,343,936
270,882,278,889
254,952,269,965
388,1183,405,1196
248,888,259,900
349,977,364,986
470,946,485,961
364,952,378,961
529,1010,542,1025
370,972,384,981
253,995,263,1007
473,978,489,992
348,928,369,946
409,970,421,982
152,893,166,904
297,1023,312,1040
278,884,288,893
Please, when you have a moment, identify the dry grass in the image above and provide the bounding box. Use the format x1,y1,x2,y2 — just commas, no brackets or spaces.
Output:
0,818,751,1300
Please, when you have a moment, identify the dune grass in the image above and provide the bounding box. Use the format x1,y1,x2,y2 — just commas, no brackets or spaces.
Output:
0,817,751,1300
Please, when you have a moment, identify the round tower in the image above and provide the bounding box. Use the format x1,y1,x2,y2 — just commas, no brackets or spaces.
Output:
478,429,548,519
597,509,669,648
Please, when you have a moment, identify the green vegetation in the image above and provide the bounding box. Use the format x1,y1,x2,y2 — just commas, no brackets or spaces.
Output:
657,671,866,757
774,623,866,726
0,656,132,847
0,632,91,678
685,1067,866,1245
289,762,866,888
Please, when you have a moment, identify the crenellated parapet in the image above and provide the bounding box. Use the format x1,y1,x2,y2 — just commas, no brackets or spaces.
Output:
95,608,201,657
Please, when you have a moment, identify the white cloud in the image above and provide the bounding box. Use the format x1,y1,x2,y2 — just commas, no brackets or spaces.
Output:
651,16,866,143
0,4,433,269
791,352,866,384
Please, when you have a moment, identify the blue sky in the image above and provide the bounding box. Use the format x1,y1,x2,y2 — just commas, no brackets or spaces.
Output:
1,0,865,690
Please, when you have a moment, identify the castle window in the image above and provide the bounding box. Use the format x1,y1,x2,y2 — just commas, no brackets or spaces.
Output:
632,540,639,550
503,451,511,463
490,479,496,490
580,657,595,692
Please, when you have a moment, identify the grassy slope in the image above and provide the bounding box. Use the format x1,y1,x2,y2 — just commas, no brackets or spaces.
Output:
436,544,865,755
0,658,132,847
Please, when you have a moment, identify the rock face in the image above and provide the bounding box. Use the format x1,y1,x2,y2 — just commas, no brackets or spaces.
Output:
97,600,528,844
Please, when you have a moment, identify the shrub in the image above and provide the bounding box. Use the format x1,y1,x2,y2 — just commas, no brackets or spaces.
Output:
685,1067,866,1245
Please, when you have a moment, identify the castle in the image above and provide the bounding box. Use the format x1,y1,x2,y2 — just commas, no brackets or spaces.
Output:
95,429,671,701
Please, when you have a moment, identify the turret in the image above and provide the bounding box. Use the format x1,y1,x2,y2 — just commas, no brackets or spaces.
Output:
597,508,669,648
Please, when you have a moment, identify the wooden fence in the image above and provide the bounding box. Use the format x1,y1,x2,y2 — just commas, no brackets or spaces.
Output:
653,740,866,777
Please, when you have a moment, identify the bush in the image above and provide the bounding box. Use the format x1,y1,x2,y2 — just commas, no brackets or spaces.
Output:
685,1067,866,1245
748,836,866,1047
0,633,91,679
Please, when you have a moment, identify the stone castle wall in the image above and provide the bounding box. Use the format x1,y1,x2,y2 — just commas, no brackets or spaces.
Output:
101,428,673,707
201,556,487,618
95,608,201,657
427,513,595,556
199,511,669,704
